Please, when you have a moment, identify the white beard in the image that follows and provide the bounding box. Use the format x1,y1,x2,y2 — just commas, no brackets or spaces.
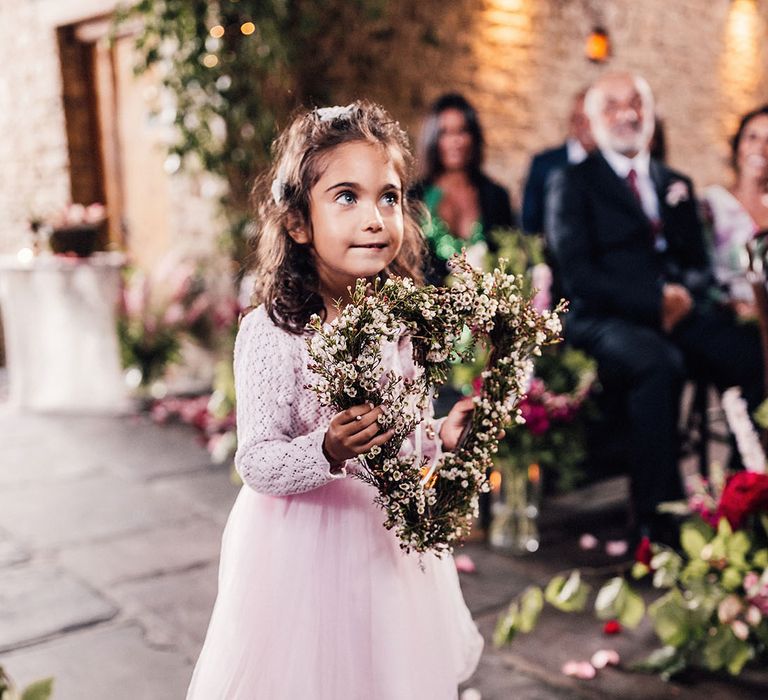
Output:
592,117,654,156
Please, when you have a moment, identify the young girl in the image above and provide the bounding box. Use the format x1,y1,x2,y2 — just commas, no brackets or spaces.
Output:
186,101,483,699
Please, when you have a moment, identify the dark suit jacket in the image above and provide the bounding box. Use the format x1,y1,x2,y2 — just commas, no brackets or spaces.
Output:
521,144,569,234
549,151,711,329
475,173,516,233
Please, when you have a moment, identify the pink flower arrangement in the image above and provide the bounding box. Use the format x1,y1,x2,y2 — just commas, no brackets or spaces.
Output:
151,394,236,462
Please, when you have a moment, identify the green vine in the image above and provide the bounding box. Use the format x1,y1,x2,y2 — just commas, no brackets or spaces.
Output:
114,0,428,261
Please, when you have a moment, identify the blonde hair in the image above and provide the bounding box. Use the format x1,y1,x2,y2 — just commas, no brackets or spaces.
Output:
250,101,425,333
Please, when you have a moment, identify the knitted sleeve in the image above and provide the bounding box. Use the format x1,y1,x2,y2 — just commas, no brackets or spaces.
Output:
233,310,346,496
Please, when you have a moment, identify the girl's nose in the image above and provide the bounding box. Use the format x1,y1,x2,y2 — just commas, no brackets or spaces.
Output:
364,204,384,232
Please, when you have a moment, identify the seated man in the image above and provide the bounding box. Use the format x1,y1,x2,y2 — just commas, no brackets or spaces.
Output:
549,71,763,540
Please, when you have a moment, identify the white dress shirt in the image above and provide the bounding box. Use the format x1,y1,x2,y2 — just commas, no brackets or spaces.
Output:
601,148,667,251
566,138,589,165
600,148,660,222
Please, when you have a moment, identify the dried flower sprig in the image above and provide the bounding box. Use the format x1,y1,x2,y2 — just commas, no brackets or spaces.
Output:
306,253,564,554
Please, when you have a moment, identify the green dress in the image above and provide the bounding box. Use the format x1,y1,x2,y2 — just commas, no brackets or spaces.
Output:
422,185,484,264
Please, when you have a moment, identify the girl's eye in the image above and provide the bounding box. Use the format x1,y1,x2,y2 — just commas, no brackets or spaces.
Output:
381,191,399,206
336,191,356,205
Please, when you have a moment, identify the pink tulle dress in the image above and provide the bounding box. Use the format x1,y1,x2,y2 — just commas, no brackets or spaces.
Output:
186,306,483,700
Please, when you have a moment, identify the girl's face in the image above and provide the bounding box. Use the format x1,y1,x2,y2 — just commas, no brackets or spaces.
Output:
437,108,473,172
292,141,405,300
737,114,768,181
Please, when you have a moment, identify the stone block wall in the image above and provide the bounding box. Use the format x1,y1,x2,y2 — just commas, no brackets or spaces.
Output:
1,0,766,254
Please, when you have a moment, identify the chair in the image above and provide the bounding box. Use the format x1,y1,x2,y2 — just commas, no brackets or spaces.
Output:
747,232,768,450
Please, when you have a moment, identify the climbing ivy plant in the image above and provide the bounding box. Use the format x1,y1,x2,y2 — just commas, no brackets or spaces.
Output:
116,0,394,259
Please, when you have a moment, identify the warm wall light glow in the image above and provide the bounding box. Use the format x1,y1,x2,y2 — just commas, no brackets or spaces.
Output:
471,0,535,96
527,462,540,484
585,27,610,63
240,22,256,36
209,25,224,39
721,0,762,133
489,470,503,493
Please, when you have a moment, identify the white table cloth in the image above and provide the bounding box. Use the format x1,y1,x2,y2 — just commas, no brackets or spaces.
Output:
0,252,130,412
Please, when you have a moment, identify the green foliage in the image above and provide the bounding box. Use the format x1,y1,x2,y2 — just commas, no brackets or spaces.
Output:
680,518,713,559
118,318,180,385
700,625,754,675
493,586,544,646
487,228,545,285
20,679,54,700
544,571,590,612
496,515,768,680
648,589,698,648
0,668,53,700
631,645,687,681
116,0,426,259
594,577,645,628
649,549,683,589
753,397,768,430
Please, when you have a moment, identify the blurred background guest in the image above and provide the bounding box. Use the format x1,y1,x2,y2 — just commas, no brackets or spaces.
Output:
549,71,763,543
703,104,768,319
521,89,595,236
415,93,515,285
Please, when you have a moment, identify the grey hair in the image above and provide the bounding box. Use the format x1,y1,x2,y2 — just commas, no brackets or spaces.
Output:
584,72,655,120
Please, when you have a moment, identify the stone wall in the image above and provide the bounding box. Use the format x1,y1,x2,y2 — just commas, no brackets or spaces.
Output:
1,0,766,255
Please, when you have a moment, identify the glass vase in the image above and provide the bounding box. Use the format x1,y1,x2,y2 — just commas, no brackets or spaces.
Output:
489,463,542,554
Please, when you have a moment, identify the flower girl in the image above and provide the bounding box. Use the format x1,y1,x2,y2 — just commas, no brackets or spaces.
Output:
186,101,482,699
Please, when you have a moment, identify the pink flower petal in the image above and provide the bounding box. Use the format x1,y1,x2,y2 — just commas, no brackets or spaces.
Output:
605,540,628,557
590,649,620,668
562,661,596,679
579,533,599,550
455,554,476,574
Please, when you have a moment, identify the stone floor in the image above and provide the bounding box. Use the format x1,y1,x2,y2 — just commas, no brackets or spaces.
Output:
0,402,765,699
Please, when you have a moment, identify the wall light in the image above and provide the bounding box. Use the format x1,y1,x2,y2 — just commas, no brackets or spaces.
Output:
585,26,610,63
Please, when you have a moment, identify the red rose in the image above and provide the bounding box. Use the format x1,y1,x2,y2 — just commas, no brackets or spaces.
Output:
603,619,622,635
634,536,653,568
717,471,768,529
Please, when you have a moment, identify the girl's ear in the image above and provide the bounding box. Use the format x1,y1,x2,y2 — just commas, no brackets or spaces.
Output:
285,211,311,245
287,226,310,245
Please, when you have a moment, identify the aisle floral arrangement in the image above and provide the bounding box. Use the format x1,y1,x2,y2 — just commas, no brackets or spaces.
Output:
149,357,238,466
494,386,768,680
306,255,565,554
495,347,596,493
118,256,239,388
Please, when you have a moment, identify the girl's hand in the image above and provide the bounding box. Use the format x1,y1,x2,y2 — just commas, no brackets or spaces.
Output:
322,404,395,468
439,397,475,452
439,396,506,451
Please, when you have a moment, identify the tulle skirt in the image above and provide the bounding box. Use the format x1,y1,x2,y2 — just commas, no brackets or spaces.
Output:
187,477,483,700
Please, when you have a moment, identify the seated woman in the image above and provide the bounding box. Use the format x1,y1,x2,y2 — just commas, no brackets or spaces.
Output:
414,93,515,284
703,104,768,319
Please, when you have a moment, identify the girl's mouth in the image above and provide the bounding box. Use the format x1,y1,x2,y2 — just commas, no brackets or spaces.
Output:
352,243,388,249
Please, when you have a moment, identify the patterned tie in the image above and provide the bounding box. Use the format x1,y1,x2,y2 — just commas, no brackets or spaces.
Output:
626,168,642,204
627,168,664,247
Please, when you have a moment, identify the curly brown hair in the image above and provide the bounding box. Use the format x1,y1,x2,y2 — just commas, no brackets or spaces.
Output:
249,101,426,334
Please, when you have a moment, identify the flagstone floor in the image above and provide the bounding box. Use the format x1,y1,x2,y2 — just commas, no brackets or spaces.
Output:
0,400,765,699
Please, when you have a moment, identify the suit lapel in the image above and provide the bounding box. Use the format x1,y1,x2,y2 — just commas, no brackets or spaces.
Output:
650,160,670,223
594,152,649,222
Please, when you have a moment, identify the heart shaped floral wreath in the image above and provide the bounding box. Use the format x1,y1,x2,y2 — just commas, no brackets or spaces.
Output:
307,255,565,554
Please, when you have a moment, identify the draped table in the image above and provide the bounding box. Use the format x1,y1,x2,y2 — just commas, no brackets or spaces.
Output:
0,252,130,413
